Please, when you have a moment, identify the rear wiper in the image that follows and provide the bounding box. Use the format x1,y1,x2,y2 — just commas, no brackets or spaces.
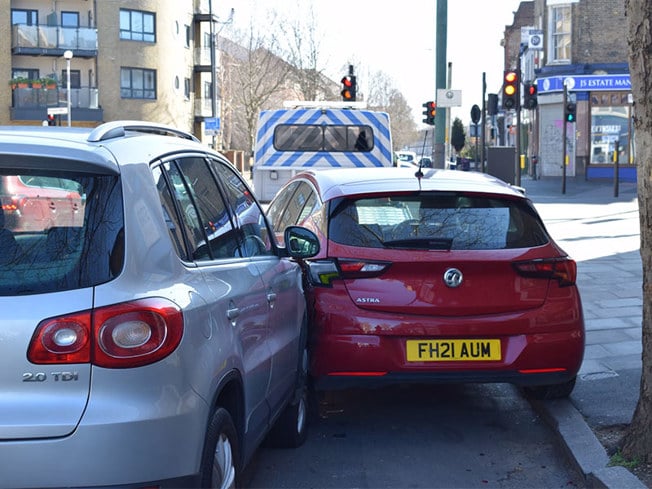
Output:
382,238,453,250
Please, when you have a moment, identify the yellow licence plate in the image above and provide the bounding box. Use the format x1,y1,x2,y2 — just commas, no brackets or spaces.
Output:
406,339,501,362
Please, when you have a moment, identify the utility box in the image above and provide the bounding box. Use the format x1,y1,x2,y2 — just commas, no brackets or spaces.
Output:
487,146,517,185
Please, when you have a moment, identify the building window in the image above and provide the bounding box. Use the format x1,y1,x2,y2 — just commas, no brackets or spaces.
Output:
590,92,632,165
185,25,191,48
121,68,156,99
11,9,38,25
61,11,79,27
549,5,571,63
60,70,81,89
184,78,191,99
119,9,156,42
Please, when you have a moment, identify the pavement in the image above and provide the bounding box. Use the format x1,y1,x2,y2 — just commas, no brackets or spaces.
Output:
516,174,646,488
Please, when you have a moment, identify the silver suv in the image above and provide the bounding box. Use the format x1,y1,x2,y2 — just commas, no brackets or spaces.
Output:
0,121,319,489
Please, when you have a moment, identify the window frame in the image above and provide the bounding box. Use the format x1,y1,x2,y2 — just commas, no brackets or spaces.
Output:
119,8,156,43
548,4,572,64
120,67,156,99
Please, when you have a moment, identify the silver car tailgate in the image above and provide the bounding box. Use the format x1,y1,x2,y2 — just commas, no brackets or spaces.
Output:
0,290,92,439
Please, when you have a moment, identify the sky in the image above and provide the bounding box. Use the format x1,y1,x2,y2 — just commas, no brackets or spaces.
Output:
219,0,525,125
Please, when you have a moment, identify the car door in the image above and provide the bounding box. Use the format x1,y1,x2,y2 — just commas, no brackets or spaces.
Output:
211,160,304,416
159,156,273,437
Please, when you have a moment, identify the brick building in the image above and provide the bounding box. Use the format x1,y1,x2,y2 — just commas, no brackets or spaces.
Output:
504,0,633,181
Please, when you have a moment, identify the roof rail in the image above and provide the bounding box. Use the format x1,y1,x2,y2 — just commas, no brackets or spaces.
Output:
282,100,368,110
88,121,200,143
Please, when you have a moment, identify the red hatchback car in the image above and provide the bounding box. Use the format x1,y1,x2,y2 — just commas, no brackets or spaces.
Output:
266,168,585,399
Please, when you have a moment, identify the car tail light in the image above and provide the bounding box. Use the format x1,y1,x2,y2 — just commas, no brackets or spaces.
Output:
307,259,391,286
512,257,577,286
27,298,183,368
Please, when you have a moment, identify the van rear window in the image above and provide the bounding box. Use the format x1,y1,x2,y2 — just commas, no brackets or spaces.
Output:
274,124,374,152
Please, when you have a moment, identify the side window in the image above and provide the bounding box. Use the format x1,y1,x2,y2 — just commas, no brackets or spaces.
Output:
152,166,187,259
175,157,241,260
266,181,317,247
266,181,300,231
211,159,274,257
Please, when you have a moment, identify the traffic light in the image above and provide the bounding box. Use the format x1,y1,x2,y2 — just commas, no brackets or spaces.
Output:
502,70,519,110
564,102,576,123
487,93,498,116
341,75,357,101
523,82,538,109
422,101,436,125
47,114,56,126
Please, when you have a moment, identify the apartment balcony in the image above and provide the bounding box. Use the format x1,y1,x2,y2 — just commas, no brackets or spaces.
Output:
12,24,98,58
194,47,213,72
10,86,103,122
194,97,220,119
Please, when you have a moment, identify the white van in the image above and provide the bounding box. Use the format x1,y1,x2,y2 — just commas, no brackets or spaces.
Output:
252,102,393,201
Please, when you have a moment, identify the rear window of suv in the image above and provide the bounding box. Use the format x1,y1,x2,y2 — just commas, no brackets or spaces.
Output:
0,171,123,296
328,193,549,250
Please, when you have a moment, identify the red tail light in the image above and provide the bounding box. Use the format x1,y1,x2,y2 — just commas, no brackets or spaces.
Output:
512,257,577,286
307,259,391,286
27,298,183,368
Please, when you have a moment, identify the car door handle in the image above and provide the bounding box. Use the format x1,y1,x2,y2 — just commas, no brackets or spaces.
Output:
267,291,277,303
227,306,240,321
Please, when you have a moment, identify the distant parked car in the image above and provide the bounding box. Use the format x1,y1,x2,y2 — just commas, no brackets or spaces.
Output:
266,167,585,400
0,121,320,489
1,175,84,232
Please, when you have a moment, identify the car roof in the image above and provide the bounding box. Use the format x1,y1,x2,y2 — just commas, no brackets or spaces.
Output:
0,121,217,174
289,168,527,202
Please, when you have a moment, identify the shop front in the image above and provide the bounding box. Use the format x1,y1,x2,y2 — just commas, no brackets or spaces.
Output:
536,72,635,182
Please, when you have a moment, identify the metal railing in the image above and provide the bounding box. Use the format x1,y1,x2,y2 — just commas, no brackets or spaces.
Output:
12,24,97,52
11,87,100,110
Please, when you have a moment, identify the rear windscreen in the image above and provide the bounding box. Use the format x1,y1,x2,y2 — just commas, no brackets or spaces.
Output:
328,193,550,250
0,171,123,296
274,124,374,152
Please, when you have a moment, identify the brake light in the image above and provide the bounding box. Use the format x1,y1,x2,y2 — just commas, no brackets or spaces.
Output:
306,259,391,286
27,298,183,368
512,257,577,286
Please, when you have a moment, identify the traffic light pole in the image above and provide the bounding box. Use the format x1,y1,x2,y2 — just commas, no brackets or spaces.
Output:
515,52,522,187
562,84,568,194
481,72,486,172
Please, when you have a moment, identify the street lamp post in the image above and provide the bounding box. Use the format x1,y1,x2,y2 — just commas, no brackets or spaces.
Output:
63,50,73,127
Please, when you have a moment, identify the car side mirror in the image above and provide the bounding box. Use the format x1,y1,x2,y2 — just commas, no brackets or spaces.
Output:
284,226,320,259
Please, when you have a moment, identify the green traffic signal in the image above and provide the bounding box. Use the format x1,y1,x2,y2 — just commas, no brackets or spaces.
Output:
564,102,576,123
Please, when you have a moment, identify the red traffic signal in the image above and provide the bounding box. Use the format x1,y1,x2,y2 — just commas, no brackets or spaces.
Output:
422,101,436,125
502,70,519,110
47,114,56,126
523,82,538,109
341,75,357,101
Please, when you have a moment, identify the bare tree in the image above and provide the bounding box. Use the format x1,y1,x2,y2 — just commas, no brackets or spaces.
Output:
621,0,652,463
366,70,418,151
277,1,334,101
220,15,297,153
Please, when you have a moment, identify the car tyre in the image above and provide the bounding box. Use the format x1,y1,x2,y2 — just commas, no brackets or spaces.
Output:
266,323,309,448
200,407,239,489
521,376,576,400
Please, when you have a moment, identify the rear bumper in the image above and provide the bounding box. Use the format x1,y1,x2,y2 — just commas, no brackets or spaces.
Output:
0,390,208,489
309,312,585,391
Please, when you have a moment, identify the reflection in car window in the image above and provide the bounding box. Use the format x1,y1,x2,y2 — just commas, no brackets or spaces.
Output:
152,165,187,260
212,160,273,257
0,172,122,296
328,194,549,250
266,181,319,247
174,157,240,261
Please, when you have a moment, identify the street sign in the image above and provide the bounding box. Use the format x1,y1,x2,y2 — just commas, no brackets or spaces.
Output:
205,117,221,135
47,107,68,115
436,89,462,108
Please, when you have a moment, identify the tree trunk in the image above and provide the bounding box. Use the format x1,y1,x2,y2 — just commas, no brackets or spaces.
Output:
622,0,652,462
